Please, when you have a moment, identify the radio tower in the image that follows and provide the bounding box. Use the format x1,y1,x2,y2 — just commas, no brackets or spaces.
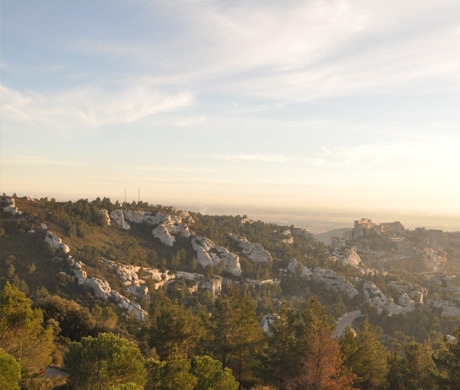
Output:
138,188,140,204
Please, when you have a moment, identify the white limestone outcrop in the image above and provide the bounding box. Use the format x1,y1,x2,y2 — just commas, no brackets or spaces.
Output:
151,215,191,247
362,281,394,308
111,290,148,321
287,259,313,278
84,278,112,300
427,299,460,317
260,314,277,336
110,210,130,229
389,281,426,303
2,198,19,215
103,259,141,286
127,302,148,322
228,234,272,264
192,237,242,277
397,293,414,306
142,267,163,282
287,259,358,299
292,228,315,241
333,247,364,268
44,231,70,253
99,209,111,226
126,285,149,299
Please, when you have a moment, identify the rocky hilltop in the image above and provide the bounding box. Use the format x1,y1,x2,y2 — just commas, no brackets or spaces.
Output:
2,197,460,335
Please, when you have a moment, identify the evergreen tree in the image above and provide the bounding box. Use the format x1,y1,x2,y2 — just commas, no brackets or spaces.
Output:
434,328,460,390
0,282,54,373
145,355,197,390
64,333,146,390
341,318,388,390
283,298,354,390
191,355,239,390
265,302,297,390
149,299,205,359
209,286,264,389
0,347,21,390
387,341,438,390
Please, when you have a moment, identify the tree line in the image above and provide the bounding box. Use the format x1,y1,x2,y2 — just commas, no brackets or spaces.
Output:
2,282,460,390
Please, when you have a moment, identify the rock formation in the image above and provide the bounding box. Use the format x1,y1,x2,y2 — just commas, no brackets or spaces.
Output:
362,281,394,308
191,237,242,277
99,209,111,226
44,231,70,253
228,234,272,263
2,198,19,215
287,259,358,299
152,215,191,247
110,210,130,229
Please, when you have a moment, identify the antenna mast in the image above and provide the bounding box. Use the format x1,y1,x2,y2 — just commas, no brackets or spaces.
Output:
124,188,126,204
138,188,140,204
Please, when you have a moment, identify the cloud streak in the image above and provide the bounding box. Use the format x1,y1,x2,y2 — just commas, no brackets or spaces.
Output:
0,82,193,129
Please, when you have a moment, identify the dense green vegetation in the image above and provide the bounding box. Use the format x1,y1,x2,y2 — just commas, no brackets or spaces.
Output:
2,195,460,389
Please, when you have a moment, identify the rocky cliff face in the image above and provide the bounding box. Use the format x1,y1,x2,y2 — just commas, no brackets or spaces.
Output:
287,259,358,299
332,247,364,268
228,234,272,263
362,281,394,308
192,237,242,277
110,210,130,229
151,215,191,247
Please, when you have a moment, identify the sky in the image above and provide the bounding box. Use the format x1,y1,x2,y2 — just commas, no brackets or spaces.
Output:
1,0,460,230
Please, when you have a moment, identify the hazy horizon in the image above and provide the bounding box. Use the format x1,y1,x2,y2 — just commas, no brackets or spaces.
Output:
5,189,460,234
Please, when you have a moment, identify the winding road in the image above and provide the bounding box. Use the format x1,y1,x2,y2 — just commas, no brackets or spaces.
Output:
333,303,418,338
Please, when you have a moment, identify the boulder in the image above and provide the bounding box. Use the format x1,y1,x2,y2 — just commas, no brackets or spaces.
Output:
123,210,147,224
110,210,130,229
151,215,191,246
98,209,111,226
287,258,313,278
292,228,315,241
229,234,272,263
142,267,163,282
333,247,364,268
144,213,167,226
73,269,87,285
397,293,414,306
192,237,242,277
44,231,70,253
112,290,131,310
152,224,175,246
127,302,148,322
103,259,141,286
2,198,18,215
260,314,277,336
287,259,357,299
362,281,394,308
126,285,149,299
84,278,112,300
312,268,358,299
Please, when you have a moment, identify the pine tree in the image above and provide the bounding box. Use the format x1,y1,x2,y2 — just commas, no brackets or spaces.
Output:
341,318,388,390
0,282,54,373
284,298,355,390
265,302,297,390
434,328,460,390
209,286,264,389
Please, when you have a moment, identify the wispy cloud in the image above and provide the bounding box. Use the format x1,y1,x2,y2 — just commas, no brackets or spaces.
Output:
0,82,193,129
